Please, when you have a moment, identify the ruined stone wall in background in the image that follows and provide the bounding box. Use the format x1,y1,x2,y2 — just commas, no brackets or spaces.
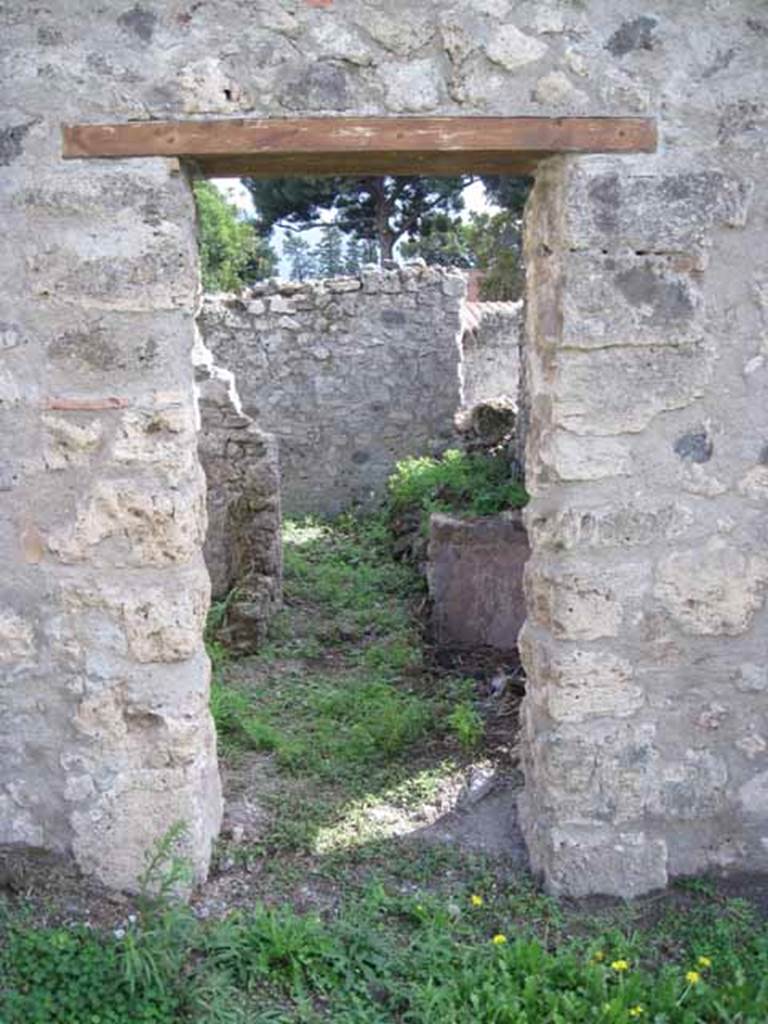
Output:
459,300,523,410
3,0,767,898
196,362,282,651
199,266,466,517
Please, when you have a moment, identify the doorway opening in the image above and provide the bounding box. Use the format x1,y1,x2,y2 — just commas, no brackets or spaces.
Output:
192,169,534,875
60,114,657,894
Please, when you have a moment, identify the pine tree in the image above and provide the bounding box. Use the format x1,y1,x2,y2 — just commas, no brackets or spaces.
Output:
283,234,316,281
343,236,363,275
315,225,345,278
359,237,379,266
245,175,470,264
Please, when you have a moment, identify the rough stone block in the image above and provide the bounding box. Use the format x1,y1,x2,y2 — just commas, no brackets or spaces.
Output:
428,512,529,652
525,558,649,640
44,311,192,389
0,793,43,847
61,572,210,668
0,608,35,665
521,626,643,724
739,770,768,819
485,23,548,70
111,405,197,483
533,430,632,483
69,731,222,892
553,343,711,435
562,252,703,348
565,169,752,253
656,750,728,821
655,540,768,636
384,58,443,112
526,501,694,552
520,708,660,825
48,476,206,567
42,415,103,470
538,825,668,898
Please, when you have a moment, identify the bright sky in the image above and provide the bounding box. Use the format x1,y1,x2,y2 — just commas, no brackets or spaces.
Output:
211,177,497,279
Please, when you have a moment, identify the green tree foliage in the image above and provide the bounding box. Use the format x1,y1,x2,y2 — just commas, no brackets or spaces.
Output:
193,181,275,291
399,212,473,268
343,236,364,274
472,175,530,300
480,175,531,217
341,236,380,275
245,175,471,263
282,233,316,281
402,177,532,300
466,209,526,301
315,224,346,277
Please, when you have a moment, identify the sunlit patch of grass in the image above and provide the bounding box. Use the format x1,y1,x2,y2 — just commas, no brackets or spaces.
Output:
312,762,462,855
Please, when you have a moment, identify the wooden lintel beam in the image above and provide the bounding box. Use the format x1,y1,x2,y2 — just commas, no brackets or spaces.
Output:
62,117,656,177
189,151,549,178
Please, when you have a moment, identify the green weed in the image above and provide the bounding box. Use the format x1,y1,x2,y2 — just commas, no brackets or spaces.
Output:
209,678,279,757
209,513,438,798
448,699,485,752
5,873,768,1022
387,447,528,528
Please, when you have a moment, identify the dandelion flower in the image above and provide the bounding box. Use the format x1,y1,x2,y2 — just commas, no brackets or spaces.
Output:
685,970,701,985
470,894,484,907
492,933,507,945
697,955,712,968
628,1007,645,1018
610,959,630,972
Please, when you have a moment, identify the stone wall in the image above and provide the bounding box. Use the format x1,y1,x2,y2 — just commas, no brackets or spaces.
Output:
196,360,282,652
518,149,768,896
199,267,467,517
459,300,523,409
0,147,222,889
2,0,767,898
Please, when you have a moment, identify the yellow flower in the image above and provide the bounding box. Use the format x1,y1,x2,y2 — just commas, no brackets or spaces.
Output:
470,894,484,907
610,959,630,972
697,955,712,968
628,1008,645,1018
492,933,507,945
592,950,605,962
685,970,701,985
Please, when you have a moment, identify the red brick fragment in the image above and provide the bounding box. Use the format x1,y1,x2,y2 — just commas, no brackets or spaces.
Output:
45,397,129,411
